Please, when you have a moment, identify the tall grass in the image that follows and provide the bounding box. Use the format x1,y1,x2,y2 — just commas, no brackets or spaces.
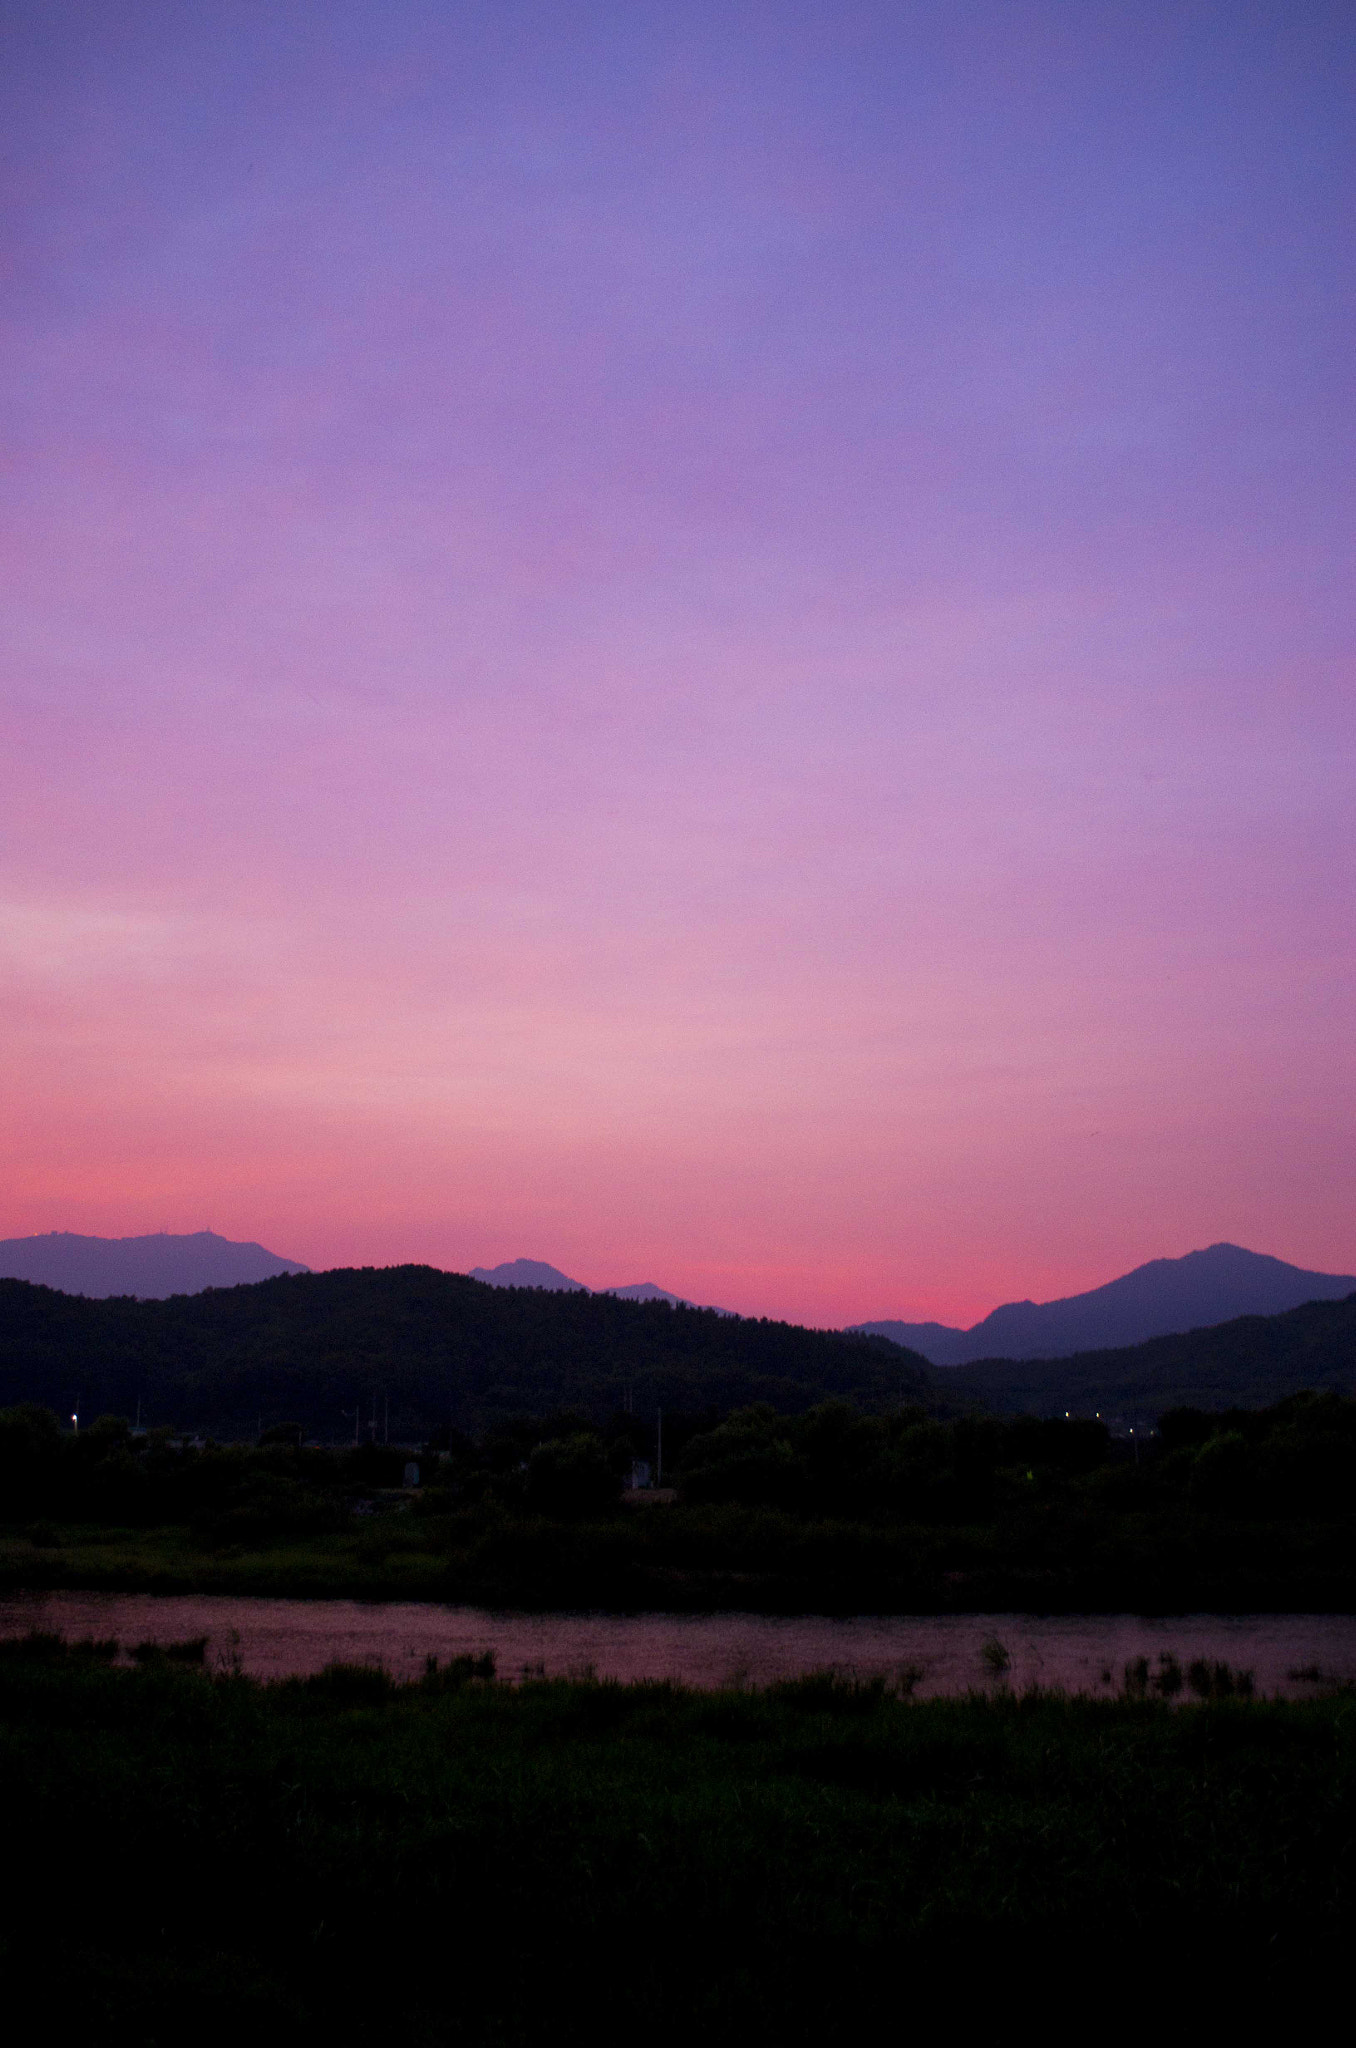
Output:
0,1635,1351,2038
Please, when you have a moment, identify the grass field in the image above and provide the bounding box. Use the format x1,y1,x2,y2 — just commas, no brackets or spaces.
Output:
4,1497,1356,1612
1,1633,1352,2040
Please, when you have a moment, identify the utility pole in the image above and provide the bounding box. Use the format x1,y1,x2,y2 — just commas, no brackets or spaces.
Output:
384,1392,389,1445
656,1407,663,1488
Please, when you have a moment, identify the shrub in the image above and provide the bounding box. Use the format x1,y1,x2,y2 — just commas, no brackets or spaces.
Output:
524,1434,620,1519
1190,1432,1253,1515
301,1662,397,1704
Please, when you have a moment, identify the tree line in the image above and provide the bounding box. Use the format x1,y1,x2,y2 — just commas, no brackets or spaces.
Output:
0,1265,933,1438
3,1389,1353,1538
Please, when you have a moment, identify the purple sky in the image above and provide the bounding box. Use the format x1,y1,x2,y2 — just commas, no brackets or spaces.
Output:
2,2,1353,1324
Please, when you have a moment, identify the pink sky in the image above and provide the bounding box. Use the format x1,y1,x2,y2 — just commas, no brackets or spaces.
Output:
2,3,1353,1326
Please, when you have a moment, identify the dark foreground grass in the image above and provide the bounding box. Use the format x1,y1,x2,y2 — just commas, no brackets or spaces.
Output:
1,1640,1353,2041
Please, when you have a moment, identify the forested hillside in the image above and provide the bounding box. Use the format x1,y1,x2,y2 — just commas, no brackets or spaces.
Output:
0,1267,932,1439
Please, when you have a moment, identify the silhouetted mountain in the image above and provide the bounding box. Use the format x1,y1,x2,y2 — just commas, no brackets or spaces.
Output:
469,1259,587,1291
605,1282,735,1314
854,1320,978,1366
0,1230,309,1300
0,1267,935,1438
941,1292,1356,1419
469,1260,733,1314
851,1245,1356,1363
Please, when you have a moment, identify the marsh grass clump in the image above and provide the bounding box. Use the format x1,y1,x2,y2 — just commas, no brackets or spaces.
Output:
767,1669,891,1714
420,1650,496,1692
1154,1653,1185,1698
1187,1658,1254,1700
299,1660,398,1704
131,1637,207,1665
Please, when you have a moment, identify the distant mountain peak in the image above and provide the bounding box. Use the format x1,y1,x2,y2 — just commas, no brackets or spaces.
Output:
0,1229,309,1300
468,1261,733,1314
851,1244,1356,1365
604,1282,735,1314
468,1259,588,1292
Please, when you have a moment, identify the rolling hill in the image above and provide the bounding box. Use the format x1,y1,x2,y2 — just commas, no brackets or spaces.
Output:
0,1266,932,1439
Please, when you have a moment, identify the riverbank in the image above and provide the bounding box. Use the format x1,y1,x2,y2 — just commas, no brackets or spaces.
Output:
4,1510,1356,1614
2,1633,1352,2037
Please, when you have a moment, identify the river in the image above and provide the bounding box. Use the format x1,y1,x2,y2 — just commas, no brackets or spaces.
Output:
3,1590,1355,1695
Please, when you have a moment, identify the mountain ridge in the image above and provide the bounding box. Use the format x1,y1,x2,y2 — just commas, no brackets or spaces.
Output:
851,1244,1356,1363
1,1258,1352,1432
468,1258,733,1314
0,1230,309,1300
939,1291,1356,1418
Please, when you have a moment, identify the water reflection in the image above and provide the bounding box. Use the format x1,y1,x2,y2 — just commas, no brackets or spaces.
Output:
1,1590,1353,1697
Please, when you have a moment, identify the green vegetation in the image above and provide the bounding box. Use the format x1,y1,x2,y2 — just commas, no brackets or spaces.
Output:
0,1266,932,1438
0,1634,1351,2037
944,1289,1356,1416
3,1392,1355,1610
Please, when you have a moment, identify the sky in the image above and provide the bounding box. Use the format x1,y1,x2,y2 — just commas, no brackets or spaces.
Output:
1,0,1353,1326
